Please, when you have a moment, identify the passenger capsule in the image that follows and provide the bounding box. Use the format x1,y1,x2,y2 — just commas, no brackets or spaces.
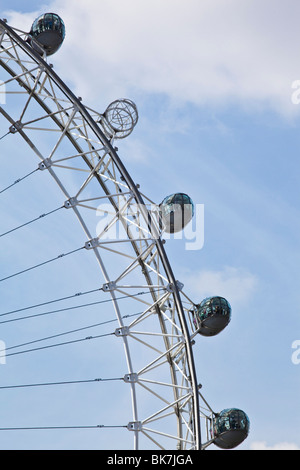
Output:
159,193,194,233
213,408,250,449
193,296,231,336
102,99,139,139
29,13,66,56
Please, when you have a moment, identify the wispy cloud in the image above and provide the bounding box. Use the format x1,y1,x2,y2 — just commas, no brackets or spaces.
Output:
5,0,300,116
183,266,257,307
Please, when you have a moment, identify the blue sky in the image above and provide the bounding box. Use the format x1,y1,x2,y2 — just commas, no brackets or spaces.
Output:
0,0,299,450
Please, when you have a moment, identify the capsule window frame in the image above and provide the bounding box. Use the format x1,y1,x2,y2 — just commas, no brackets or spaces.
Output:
30,13,66,40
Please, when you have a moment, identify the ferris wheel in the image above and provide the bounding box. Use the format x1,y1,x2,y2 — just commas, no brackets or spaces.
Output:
0,13,250,451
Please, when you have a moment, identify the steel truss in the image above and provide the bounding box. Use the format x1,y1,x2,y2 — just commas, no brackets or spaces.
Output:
0,19,219,450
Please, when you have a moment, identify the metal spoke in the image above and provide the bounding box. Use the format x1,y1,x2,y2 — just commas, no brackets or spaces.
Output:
0,15,250,452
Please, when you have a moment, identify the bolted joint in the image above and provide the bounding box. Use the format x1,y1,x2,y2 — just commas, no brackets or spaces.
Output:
102,281,116,292
166,280,184,293
85,238,100,250
115,326,130,337
64,197,78,209
127,421,142,432
123,373,138,383
38,158,52,170
9,121,23,134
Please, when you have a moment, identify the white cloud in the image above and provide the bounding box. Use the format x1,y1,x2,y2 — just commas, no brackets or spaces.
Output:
184,266,257,307
5,0,300,115
250,441,300,450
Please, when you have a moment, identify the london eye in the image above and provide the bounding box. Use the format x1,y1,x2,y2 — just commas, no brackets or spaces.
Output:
0,13,249,450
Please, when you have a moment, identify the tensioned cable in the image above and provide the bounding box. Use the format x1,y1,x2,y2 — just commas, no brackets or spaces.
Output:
0,377,123,390
0,310,143,352
0,287,103,318
0,425,126,431
0,245,85,283
0,331,114,360
0,289,166,360
0,288,162,321
0,167,39,195
0,131,10,141
0,205,63,238
0,297,124,325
